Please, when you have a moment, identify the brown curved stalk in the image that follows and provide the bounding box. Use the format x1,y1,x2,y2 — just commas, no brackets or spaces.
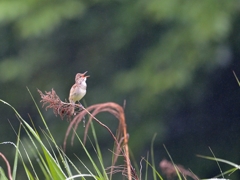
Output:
64,102,132,180
0,152,12,180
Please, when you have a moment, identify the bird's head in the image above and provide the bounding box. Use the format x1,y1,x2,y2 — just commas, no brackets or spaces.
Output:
75,71,90,83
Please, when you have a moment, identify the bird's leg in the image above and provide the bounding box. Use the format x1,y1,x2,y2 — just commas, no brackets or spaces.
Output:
77,101,86,127
71,102,76,116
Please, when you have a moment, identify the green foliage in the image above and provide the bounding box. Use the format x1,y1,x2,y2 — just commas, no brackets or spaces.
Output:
1,99,67,179
0,167,8,180
0,0,238,109
0,1,86,38
113,0,238,111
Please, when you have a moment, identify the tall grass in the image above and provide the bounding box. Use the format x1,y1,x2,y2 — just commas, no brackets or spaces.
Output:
1,87,239,180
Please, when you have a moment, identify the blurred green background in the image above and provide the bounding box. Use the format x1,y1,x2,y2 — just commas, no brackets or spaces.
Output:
1,0,240,179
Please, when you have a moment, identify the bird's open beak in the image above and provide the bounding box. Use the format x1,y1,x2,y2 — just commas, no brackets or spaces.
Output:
82,71,90,78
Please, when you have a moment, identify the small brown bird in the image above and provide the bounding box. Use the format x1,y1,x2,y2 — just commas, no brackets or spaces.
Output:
69,71,89,104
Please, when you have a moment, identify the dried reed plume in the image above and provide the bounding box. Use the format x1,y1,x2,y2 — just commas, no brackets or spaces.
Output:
159,159,198,180
38,89,136,180
38,89,79,120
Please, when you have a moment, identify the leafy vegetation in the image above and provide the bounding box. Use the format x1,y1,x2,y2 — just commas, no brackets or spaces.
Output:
1,90,240,180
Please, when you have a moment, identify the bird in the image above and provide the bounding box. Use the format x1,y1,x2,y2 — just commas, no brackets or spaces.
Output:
69,71,89,104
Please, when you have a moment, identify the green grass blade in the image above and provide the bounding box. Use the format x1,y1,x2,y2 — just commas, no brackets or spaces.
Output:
28,88,71,177
12,125,21,180
0,141,35,180
233,71,240,86
144,153,149,180
74,129,104,179
163,144,182,180
151,134,157,180
197,154,240,169
74,154,95,180
0,167,8,180
26,88,56,142
142,157,163,180
36,157,51,180
66,174,98,179
90,122,108,179
24,167,35,180
59,148,83,175
0,99,66,179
